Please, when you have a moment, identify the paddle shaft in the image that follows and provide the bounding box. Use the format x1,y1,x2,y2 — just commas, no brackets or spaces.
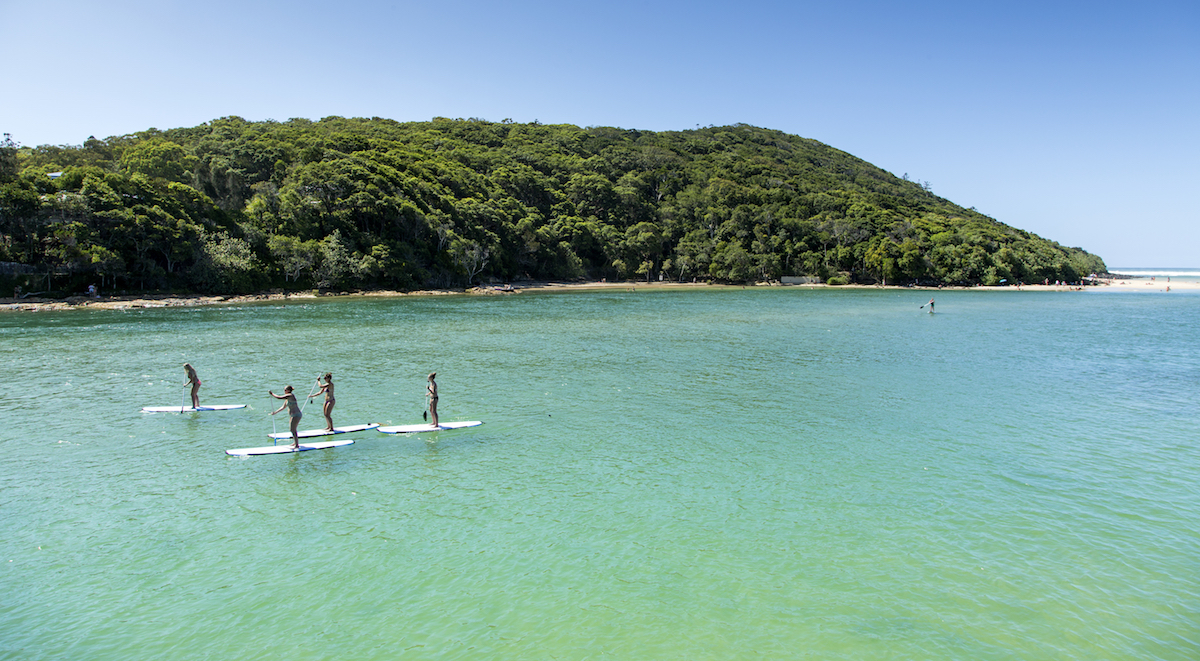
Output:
270,395,278,445
299,375,322,416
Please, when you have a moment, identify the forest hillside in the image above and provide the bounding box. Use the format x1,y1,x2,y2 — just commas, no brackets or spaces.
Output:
0,117,1106,294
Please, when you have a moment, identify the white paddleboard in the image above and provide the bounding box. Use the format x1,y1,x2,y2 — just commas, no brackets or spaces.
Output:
268,423,380,439
226,439,354,456
142,404,247,413
377,421,483,434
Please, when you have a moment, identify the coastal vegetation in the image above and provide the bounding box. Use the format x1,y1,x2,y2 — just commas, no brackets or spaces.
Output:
0,118,1105,295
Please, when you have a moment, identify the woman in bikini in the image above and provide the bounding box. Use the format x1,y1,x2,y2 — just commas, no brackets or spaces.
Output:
309,373,336,431
426,372,439,428
183,363,201,409
269,386,303,448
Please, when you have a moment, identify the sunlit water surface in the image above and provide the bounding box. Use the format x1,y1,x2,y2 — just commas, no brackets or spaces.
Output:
2,287,1197,659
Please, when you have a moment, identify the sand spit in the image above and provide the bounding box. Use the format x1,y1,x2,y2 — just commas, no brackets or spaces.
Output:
1,277,1187,312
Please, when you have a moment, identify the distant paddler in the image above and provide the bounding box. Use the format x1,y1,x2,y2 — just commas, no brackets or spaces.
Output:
183,363,202,408
269,386,302,449
308,373,336,431
921,297,935,314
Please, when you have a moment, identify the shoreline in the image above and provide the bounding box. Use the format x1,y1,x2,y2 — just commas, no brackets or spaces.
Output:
1,277,1190,312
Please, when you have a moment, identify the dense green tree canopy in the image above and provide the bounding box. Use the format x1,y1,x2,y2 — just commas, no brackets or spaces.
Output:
0,117,1106,294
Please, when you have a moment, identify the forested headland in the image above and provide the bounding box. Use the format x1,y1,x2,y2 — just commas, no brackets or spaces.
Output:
0,117,1106,296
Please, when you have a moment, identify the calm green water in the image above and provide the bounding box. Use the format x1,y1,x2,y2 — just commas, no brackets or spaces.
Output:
2,288,1198,659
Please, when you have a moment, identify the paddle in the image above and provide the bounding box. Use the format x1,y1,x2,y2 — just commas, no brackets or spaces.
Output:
298,375,321,417
288,376,320,447
269,396,279,445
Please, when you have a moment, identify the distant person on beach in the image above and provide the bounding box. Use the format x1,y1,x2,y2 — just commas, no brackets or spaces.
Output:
270,386,302,448
309,373,336,431
427,373,439,427
183,363,201,408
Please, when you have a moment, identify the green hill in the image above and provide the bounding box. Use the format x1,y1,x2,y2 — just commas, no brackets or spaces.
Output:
0,117,1105,295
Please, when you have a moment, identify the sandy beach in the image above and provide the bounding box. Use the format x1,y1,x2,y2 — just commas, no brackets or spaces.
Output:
0,276,1189,312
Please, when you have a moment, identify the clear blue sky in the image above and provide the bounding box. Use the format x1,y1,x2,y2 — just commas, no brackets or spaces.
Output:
3,0,1196,267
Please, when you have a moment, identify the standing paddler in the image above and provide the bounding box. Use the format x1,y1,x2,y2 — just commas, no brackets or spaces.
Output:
426,372,439,428
183,363,202,408
269,386,303,449
308,373,336,431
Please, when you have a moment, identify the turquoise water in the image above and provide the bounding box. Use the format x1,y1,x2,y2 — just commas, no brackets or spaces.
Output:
2,288,1198,659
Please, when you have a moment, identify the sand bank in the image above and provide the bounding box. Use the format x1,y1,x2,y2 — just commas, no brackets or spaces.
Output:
1,277,1188,312
495,277,1196,294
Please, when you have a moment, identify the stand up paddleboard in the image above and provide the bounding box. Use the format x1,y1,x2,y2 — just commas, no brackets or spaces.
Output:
268,423,380,439
226,439,354,456
142,404,247,413
377,421,483,434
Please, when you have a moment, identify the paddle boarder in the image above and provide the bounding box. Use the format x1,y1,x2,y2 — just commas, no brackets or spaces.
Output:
426,373,439,428
183,363,201,408
923,297,935,314
308,373,336,431
269,386,302,448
